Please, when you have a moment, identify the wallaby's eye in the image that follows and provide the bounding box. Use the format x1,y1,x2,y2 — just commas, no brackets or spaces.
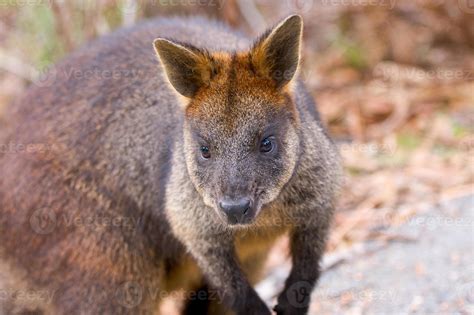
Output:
200,146,211,159
260,137,275,153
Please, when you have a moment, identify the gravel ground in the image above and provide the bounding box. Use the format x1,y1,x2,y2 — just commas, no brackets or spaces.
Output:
311,195,474,315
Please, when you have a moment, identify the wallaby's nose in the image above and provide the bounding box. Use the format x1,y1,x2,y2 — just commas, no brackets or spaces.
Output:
219,198,252,225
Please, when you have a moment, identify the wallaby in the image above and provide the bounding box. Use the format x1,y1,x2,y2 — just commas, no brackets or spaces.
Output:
0,15,341,315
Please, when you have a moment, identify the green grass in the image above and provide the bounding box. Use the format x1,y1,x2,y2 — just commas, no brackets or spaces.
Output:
14,4,64,66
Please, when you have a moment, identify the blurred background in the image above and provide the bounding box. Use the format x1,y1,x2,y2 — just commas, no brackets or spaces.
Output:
0,0,472,314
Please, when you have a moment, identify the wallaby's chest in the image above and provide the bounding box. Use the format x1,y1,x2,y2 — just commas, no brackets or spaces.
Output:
163,220,287,294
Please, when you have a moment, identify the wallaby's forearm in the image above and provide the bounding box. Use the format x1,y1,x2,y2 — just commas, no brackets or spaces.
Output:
275,216,331,315
187,235,271,314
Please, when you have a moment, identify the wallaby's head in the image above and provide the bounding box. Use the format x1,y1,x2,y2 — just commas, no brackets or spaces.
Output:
154,15,303,226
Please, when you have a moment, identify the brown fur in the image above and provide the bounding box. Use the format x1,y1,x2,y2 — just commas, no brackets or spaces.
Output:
0,15,341,315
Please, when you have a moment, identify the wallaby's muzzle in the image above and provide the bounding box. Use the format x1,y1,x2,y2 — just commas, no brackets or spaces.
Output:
218,197,254,225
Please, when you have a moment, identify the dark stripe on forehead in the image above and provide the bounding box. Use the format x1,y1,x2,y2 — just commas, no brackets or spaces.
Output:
225,53,238,113
247,52,256,75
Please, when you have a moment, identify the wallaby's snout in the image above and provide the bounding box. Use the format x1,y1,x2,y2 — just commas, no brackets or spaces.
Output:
214,166,257,225
218,196,253,225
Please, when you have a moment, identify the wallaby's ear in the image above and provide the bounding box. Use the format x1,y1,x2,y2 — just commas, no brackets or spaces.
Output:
250,15,303,88
153,38,215,98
